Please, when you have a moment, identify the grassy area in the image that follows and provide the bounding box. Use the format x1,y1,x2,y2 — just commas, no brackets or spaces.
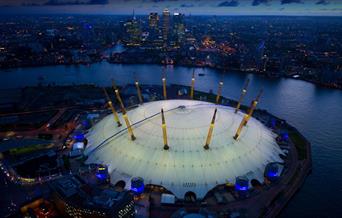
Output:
289,131,307,160
9,142,53,155
0,110,58,131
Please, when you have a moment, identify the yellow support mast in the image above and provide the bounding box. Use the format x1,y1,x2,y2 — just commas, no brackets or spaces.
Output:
112,80,125,111
233,115,249,140
161,67,167,100
233,89,263,140
204,108,217,150
103,88,122,127
244,89,263,126
112,81,136,141
135,80,143,104
235,78,250,113
162,77,167,100
122,112,136,141
190,70,195,99
216,81,223,104
161,108,169,150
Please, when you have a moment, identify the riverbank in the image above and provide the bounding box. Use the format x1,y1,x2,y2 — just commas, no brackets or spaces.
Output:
1,60,341,90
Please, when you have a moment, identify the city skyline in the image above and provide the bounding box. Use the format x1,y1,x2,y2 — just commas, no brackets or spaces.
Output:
0,0,341,16
0,2,341,217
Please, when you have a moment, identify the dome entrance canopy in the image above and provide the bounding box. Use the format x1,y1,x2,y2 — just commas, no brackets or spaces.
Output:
85,100,283,199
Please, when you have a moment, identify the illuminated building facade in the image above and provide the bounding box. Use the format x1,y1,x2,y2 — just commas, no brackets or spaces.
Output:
148,12,159,30
20,198,59,217
162,8,170,44
124,16,141,46
173,12,185,45
49,176,134,218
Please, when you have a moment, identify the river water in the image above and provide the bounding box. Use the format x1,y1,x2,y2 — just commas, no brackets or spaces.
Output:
1,62,342,217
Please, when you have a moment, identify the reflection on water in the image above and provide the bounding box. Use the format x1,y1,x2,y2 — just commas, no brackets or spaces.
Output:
104,43,126,56
1,62,342,217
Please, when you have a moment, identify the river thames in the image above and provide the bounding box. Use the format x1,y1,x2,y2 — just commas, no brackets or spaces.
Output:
1,62,342,217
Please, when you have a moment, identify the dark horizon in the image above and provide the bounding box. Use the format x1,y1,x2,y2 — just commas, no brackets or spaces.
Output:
0,0,341,16
1,13,342,18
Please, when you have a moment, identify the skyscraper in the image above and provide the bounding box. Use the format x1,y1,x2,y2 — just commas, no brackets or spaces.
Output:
173,12,185,45
148,12,159,30
124,15,141,46
162,8,170,44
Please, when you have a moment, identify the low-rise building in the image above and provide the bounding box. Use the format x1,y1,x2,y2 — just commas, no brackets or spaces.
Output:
49,176,135,218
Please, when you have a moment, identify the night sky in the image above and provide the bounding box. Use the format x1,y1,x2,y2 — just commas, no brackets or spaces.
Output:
0,0,341,16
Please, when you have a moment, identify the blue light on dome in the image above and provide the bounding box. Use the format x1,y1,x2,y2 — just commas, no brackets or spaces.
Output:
235,183,248,191
235,176,249,192
281,133,289,141
74,133,85,142
96,166,108,181
265,163,280,181
270,118,276,128
131,185,144,194
96,172,107,180
82,120,91,129
131,177,144,195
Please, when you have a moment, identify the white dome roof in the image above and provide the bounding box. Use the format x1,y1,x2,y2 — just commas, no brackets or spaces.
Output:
85,100,283,199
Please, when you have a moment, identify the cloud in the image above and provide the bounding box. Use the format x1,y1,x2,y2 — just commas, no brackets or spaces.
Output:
316,0,329,5
144,0,180,2
3,0,342,16
281,0,302,4
252,0,270,6
180,3,194,8
217,0,239,7
22,2,41,6
89,0,109,4
44,0,109,6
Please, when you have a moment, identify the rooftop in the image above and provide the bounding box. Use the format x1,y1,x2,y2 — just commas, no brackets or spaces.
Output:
50,176,132,211
85,100,284,199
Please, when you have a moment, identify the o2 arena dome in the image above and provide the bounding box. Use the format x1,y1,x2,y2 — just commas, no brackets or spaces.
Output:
84,99,284,199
